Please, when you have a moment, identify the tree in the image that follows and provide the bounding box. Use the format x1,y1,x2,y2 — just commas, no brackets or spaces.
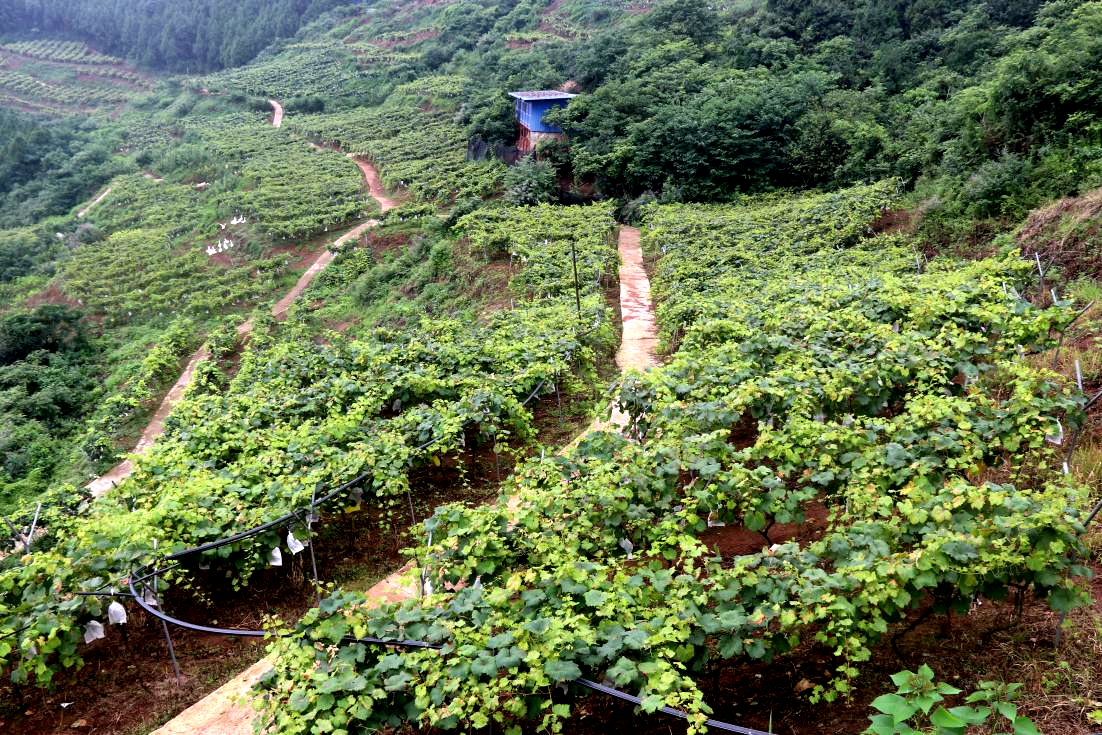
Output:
0,306,89,366
504,157,557,204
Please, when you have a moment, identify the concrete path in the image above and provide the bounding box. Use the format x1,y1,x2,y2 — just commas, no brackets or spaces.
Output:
268,99,283,128
149,224,661,734
149,567,421,735
604,225,658,429
614,227,658,372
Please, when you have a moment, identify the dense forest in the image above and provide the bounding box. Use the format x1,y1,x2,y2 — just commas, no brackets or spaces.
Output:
0,0,346,71
454,0,1102,233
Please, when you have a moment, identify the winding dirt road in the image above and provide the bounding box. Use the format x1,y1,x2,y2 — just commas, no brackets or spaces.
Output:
149,225,660,735
86,119,394,498
351,155,399,211
85,219,380,497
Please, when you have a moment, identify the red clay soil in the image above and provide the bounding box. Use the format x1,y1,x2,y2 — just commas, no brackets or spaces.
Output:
699,501,830,557
871,208,917,236
1016,188,1102,282
541,0,569,17
537,0,576,39
24,282,82,310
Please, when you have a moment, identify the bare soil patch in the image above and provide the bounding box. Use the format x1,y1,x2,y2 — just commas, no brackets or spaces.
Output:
350,156,400,211
1017,188,1102,282
699,501,830,558
871,207,918,236
24,281,82,310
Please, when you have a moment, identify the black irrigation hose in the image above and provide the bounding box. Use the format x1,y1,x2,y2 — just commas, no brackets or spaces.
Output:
158,379,555,563
576,678,774,735
126,571,439,649
1084,496,1102,529
126,564,772,734
108,371,770,733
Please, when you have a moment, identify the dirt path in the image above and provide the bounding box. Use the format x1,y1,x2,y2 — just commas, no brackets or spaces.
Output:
350,155,399,211
268,99,283,128
150,224,661,734
271,219,378,316
84,121,399,499
86,220,380,497
85,346,209,496
76,186,112,218
87,221,384,497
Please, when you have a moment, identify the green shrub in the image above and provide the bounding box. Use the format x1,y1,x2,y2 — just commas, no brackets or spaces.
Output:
504,157,557,205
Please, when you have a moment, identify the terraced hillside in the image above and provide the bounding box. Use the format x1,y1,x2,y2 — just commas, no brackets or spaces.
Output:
1,1,1102,734
0,40,151,113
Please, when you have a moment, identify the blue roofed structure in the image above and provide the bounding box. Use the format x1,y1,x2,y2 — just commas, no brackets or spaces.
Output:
509,90,576,154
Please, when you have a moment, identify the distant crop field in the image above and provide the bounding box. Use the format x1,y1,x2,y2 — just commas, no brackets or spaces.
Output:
0,38,149,112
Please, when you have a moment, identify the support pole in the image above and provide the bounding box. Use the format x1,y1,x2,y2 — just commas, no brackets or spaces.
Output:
570,239,581,322
151,543,183,685
27,503,41,549
306,488,322,606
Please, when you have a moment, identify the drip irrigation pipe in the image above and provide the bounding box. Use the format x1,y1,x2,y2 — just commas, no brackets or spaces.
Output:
125,564,772,733
1086,387,1102,411
576,678,774,735
139,374,555,568
112,367,771,732
1084,496,1102,529
77,355,780,732
126,571,440,650
156,379,555,564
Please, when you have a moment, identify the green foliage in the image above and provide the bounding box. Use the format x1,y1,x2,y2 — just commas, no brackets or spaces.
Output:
0,305,88,365
454,203,617,300
0,109,132,229
178,113,371,239
0,69,133,109
200,43,369,102
287,93,506,205
0,227,59,283
0,204,617,690
2,40,122,65
0,306,100,512
58,228,287,327
75,318,199,468
5,1,350,72
866,665,1040,735
256,183,1090,733
504,157,557,205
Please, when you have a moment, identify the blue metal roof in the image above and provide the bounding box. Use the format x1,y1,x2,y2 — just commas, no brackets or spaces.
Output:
508,90,577,101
